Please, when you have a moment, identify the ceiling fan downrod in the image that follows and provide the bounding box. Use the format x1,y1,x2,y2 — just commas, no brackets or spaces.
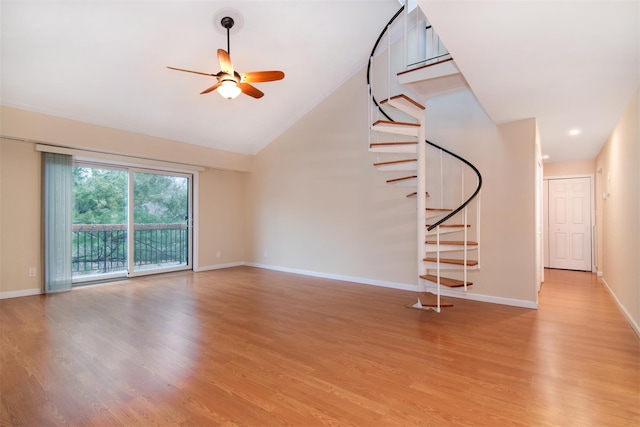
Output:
220,16,234,55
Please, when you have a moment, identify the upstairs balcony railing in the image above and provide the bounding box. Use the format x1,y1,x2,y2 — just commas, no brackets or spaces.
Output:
72,223,188,277
404,4,451,71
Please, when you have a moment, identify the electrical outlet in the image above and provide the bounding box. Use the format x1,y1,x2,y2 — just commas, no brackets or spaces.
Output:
216,251,221,258
263,250,268,258
28,267,36,277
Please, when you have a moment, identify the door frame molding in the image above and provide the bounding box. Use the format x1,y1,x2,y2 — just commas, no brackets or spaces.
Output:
543,174,596,273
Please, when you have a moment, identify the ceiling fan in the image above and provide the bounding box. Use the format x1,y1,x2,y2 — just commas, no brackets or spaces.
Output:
167,16,284,99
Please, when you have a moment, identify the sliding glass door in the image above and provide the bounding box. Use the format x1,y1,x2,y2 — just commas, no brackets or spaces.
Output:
72,163,192,284
131,170,191,275
72,165,129,281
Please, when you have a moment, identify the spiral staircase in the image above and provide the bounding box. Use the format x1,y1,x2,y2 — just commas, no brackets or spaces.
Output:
368,3,482,312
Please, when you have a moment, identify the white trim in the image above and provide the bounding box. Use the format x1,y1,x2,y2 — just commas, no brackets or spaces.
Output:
195,262,245,272
74,278,128,289
192,173,200,273
127,265,191,278
424,286,538,309
245,263,418,292
0,265,540,312
246,263,538,308
73,271,127,284
597,271,603,277
70,161,197,280
543,174,596,272
601,278,640,338
36,143,205,173
0,288,41,299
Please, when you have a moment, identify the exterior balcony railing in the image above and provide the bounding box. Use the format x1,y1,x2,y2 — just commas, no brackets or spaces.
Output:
71,223,188,277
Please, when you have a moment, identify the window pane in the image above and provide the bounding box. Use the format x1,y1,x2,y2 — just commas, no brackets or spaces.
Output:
133,172,189,273
72,166,128,281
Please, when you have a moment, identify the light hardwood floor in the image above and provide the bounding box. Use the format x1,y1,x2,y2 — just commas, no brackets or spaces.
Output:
1,267,638,426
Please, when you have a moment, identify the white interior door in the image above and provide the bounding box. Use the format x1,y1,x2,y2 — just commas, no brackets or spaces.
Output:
547,177,592,271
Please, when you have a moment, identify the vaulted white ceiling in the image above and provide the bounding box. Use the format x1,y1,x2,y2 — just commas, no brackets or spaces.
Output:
419,0,639,162
1,0,400,154
2,1,639,162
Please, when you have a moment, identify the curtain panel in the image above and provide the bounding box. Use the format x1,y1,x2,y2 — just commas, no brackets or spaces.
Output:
43,152,73,293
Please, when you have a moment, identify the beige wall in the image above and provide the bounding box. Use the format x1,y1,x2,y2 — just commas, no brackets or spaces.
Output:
0,111,249,296
543,159,595,177
246,69,538,306
0,106,253,172
246,68,417,286
0,139,42,295
595,90,639,331
1,72,540,308
197,168,247,269
424,91,538,305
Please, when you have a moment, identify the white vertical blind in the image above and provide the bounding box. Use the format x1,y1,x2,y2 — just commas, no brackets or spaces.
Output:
44,153,73,293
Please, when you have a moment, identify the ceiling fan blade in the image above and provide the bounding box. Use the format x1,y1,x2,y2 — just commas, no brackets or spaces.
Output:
217,49,233,75
241,71,285,83
200,82,222,94
238,82,264,99
167,66,212,77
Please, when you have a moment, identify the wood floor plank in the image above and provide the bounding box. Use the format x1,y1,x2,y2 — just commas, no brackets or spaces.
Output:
0,266,638,426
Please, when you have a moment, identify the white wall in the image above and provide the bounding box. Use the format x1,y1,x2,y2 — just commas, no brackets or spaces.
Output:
246,68,417,288
246,67,539,307
1,69,540,309
425,90,538,306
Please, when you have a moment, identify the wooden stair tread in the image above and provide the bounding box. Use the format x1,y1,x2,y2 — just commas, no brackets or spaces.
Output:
387,175,417,183
373,159,417,166
397,57,454,76
426,208,453,212
423,257,478,266
369,141,417,154
381,94,425,110
426,224,470,228
370,141,417,147
425,240,478,246
380,95,425,120
372,120,420,137
420,274,472,288
417,292,453,307
372,120,420,127
406,192,430,198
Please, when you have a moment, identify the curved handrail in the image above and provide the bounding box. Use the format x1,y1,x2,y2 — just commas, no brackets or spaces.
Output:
424,140,482,231
366,5,482,231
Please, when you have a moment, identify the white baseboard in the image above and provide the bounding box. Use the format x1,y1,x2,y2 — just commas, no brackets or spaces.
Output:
0,288,42,300
195,262,245,272
425,285,538,309
0,264,540,312
246,263,537,308
245,263,418,292
601,278,640,338
597,271,603,277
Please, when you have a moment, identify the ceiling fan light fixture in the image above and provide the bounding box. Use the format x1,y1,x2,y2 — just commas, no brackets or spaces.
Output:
218,80,241,99
168,11,283,100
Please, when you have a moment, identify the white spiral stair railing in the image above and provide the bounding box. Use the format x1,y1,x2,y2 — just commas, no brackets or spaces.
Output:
367,3,483,312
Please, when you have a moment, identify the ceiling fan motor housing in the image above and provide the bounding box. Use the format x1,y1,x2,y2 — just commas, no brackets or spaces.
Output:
221,16,234,30
167,13,283,99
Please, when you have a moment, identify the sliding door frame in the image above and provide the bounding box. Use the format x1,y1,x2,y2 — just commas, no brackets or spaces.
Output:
72,156,199,282
126,167,194,278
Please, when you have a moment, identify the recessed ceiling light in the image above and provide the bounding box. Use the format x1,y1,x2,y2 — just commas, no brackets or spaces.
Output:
542,154,550,160
569,128,582,136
